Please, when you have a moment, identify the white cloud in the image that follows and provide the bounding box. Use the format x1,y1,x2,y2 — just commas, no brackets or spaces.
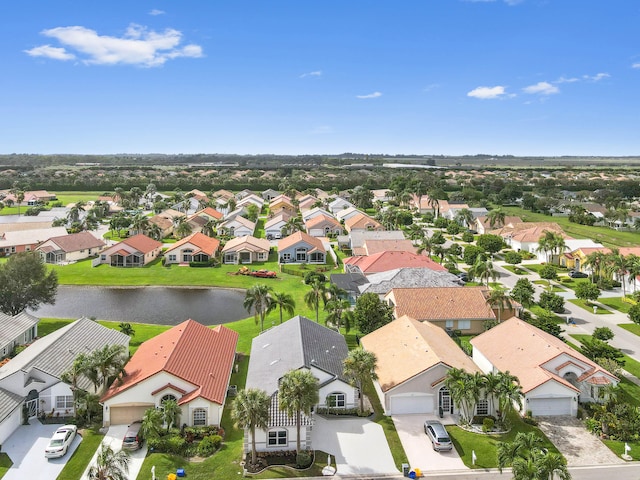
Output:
356,91,382,99
556,76,579,83
300,70,322,78
27,24,203,67
467,85,508,99
149,9,165,16
583,72,610,82
24,44,75,60
523,81,559,95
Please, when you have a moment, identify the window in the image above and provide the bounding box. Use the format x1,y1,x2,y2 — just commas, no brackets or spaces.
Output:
268,429,287,447
281,253,291,262
56,396,74,409
296,247,307,262
445,320,454,329
458,320,471,330
476,399,489,415
168,254,177,262
161,394,177,406
101,255,106,260
327,392,346,408
192,408,207,426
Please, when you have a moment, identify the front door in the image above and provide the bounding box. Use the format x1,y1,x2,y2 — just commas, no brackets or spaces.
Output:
439,387,452,414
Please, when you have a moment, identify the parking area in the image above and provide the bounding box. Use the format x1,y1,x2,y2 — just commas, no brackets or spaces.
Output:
2,421,82,480
312,416,398,475
392,414,466,473
81,424,147,480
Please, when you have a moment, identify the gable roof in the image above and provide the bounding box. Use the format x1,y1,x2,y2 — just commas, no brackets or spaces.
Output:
471,317,617,393
39,231,105,253
278,231,325,253
219,216,256,231
0,227,68,246
196,207,224,220
330,272,369,293
101,320,238,405
476,216,522,230
491,222,569,243
305,214,341,230
246,316,349,395
221,235,270,253
361,315,480,392
387,287,495,320
164,232,220,256
343,251,447,274
0,311,39,348
348,230,406,249
264,212,293,229
344,213,382,231
361,268,462,295
358,239,416,256
120,234,163,253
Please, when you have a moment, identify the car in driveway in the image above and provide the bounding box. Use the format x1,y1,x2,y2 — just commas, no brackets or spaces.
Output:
122,421,144,450
45,425,77,458
424,421,453,452
568,270,589,278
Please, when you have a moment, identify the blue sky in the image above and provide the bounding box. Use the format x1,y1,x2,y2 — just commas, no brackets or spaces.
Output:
2,1,639,156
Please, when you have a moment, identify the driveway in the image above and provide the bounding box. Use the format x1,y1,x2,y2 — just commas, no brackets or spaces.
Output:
312,416,398,475
81,424,147,479
536,416,624,466
2,421,82,480
393,414,466,473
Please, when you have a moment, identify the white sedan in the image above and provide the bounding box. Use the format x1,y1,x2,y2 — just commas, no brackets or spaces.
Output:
45,425,77,458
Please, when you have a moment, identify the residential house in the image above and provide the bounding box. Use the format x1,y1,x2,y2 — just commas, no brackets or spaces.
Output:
0,227,67,256
269,195,296,217
361,315,481,415
36,231,105,264
221,236,270,264
223,206,250,222
328,197,355,216
0,317,129,445
245,316,355,452
344,213,382,233
301,207,333,223
211,189,235,202
371,189,391,203
278,231,326,264
264,213,292,239
235,189,256,201
0,190,56,206
217,216,256,237
335,206,363,223
354,239,416,256
343,251,446,276
471,317,618,416
297,195,318,212
490,222,569,261
441,204,470,222
359,267,462,297
339,230,406,251
164,233,220,265
474,216,522,235
191,207,224,223
148,215,174,238
329,272,369,305
101,319,238,426
261,189,280,201
305,214,343,237
237,193,265,211
98,234,162,267
0,311,39,359
384,286,505,335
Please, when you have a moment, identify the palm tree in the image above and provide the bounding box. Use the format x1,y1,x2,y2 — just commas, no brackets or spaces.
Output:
584,250,607,284
606,249,628,297
141,407,163,441
485,287,514,323
416,236,434,257
454,208,474,228
443,368,479,425
626,254,640,293
278,369,319,453
406,223,425,241
470,257,498,286
267,291,296,324
202,219,217,237
304,278,327,323
87,444,130,480
487,208,506,228
539,451,571,480
324,299,351,332
232,388,271,466
244,284,273,332
325,283,347,303
427,194,441,218
482,372,501,417
343,349,377,413
497,432,569,480
89,344,128,395
174,215,193,239
146,223,163,241
118,322,135,337
284,216,304,235
129,212,150,236
161,399,181,432
67,201,86,224
60,353,89,412
495,371,524,423
537,231,566,265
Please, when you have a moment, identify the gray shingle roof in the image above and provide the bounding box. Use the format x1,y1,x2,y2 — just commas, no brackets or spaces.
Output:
330,273,369,294
0,311,39,349
0,387,24,424
360,267,462,295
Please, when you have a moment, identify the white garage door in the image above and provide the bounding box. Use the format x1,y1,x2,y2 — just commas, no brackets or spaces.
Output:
109,405,153,425
389,394,433,414
528,397,572,416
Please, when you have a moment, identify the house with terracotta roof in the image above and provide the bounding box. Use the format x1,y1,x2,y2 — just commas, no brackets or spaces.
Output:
301,207,333,223
344,213,382,233
305,214,343,237
217,216,256,237
361,315,481,415
101,319,238,426
297,195,318,212
471,317,618,416
0,226,67,256
245,316,354,452
221,235,271,264
474,216,522,235
278,231,326,264
343,251,446,276
355,239,416,256
148,215,174,238
164,233,220,265
98,234,162,267
490,222,570,261
36,231,105,264
191,207,224,223
268,195,296,217
384,286,503,335
264,213,292,239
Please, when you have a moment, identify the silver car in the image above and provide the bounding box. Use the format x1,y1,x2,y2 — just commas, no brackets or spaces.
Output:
45,424,77,458
424,420,453,451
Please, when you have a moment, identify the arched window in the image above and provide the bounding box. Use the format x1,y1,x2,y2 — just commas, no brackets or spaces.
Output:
267,428,287,447
160,394,177,408
192,408,207,426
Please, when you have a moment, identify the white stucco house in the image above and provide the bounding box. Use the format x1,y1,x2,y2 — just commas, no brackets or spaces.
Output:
101,319,238,427
245,316,355,453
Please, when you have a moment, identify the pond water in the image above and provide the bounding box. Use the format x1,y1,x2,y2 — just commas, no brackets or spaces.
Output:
31,285,248,326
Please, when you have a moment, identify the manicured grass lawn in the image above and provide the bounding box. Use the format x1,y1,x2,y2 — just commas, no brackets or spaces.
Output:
0,453,13,479
528,306,565,323
56,429,104,480
618,323,640,337
533,280,566,292
447,414,559,469
599,297,633,314
570,334,640,378
501,265,528,275
568,299,613,314
603,439,640,461
500,206,640,248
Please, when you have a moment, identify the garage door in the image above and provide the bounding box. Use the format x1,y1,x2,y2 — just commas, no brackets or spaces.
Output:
528,397,572,416
389,394,433,415
109,405,153,425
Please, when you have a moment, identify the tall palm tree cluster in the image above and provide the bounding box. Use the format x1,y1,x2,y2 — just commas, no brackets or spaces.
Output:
444,368,524,426
243,284,296,331
536,231,567,265
584,249,640,295
497,432,570,480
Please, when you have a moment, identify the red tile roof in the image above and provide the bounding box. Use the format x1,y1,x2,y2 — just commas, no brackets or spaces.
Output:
305,214,341,230
387,287,495,320
343,250,446,274
165,232,220,256
101,320,238,405
43,231,105,252
121,234,163,253
278,231,325,253
198,207,224,220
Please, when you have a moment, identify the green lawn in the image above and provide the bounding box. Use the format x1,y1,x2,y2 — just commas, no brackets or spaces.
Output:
447,414,559,469
568,299,613,314
0,453,13,479
599,297,633,314
603,439,640,461
618,323,640,337
532,280,566,292
501,265,528,275
56,429,105,480
528,306,565,324
570,334,640,379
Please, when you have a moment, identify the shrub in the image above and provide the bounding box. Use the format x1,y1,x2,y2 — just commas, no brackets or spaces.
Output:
504,251,522,265
522,416,538,426
296,451,313,468
461,231,474,243
482,418,495,432
539,291,565,313
166,435,188,455
197,435,222,456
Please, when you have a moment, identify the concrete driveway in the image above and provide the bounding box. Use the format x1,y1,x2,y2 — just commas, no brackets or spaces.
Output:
2,421,82,480
82,424,147,479
312,415,398,475
393,414,466,473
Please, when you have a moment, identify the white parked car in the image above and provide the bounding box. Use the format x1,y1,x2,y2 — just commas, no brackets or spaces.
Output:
45,425,77,458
